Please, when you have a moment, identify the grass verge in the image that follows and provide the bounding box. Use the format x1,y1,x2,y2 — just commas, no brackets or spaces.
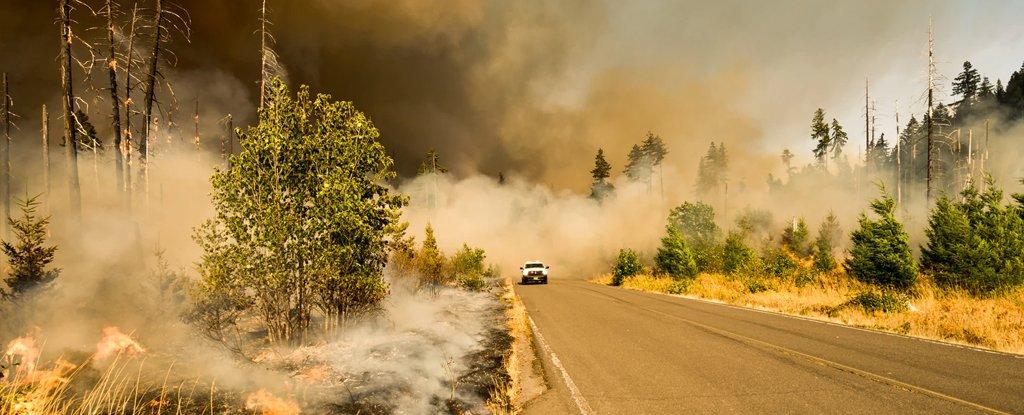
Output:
486,278,545,414
592,272,1024,354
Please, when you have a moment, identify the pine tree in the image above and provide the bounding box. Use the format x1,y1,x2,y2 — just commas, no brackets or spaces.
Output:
589,148,614,201
952,61,981,106
846,191,917,291
655,225,697,280
623,144,650,183
1,196,59,299
641,132,668,195
417,148,448,175
781,148,795,176
829,119,847,161
695,142,727,197
416,224,447,289
813,212,841,273
612,248,643,286
811,108,831,165
922,180,1024,295
781,217,811,257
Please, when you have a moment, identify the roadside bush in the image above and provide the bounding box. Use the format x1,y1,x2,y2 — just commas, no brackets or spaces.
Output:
450,243,489,291
846,192,917,291
612,249,643,286
416,224,448,289
922,181,1024,296
655,226,698,280
745,278,772,294
667,279,691,294
845,290,909,313
722,232,755,274
758,247,799,278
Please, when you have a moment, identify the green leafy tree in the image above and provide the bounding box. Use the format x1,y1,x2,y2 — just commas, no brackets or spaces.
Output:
612,248,643,286
813,212,841,273
722,231,754,274
811,108,831,166
589,148,615,201
655,226,697,280
1,196,59,299
192,80,405,343
450,243,488,291
845,191,917,291
781,217,811,257
668,201,723,272
921,180,1024,295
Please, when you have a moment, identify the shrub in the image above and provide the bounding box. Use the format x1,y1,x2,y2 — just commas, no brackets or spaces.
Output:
846,192,917,291
416,224,448,288
922,181,1024,296
655,226,697,280
667,279,691,294
813,212,841,273
745,278,771,294
450,243,489,291
758,247,799,278
722,232,754,274
845,290,909,313
612,249,643,286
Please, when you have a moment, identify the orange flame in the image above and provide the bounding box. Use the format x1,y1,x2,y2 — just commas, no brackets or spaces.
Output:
245,389,301,415
4,335,41,374
95,327,145,360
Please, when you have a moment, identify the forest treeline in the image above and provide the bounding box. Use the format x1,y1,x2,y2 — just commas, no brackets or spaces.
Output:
601,57,1024,303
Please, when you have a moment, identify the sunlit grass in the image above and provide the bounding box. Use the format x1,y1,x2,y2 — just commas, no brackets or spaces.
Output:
592,271,1024,354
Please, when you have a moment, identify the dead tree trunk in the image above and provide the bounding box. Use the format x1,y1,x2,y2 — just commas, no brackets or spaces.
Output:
142,0,164,198
61,0,82,220
107,0,124,200
42,105,50,200
2,73,11,235
123,3,138,208
926,20,936,203
193,97,200,156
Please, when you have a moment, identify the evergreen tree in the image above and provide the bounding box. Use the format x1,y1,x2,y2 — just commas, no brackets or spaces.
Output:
868,133,890,170
589,148,615,201
781,217,811,257
952,61,981,106
1,196,59,299
695,142,728,197
813,212,841,273
811,108,831,165
655,226,697,280
829,119,847,161
416,224,447,289
417,148,448,175
641,132,669,195
1000,62,1024,120
623,144,651,183
921,180,1024,295
845,191,917,291
781,148,795,176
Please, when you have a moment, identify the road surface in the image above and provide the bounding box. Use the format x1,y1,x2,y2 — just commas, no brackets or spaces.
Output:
515,278,1024,414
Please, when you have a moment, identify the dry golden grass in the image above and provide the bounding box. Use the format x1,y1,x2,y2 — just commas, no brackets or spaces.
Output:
1,355,218,415
592,272,1024,354
485,277,534,415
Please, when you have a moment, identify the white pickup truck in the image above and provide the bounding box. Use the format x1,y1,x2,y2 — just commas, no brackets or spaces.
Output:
520,261,549,284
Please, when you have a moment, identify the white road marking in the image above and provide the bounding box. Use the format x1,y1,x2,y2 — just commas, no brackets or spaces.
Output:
529,316,596,415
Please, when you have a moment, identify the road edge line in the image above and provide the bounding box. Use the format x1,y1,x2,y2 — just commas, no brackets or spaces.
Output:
528,316,597,415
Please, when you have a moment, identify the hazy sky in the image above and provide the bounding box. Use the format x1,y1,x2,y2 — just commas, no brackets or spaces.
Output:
0,0,1021,189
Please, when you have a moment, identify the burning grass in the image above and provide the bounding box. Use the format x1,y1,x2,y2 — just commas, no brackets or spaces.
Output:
592,272,1024,354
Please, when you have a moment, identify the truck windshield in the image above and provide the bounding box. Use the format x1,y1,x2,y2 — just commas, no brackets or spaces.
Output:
526,263,544,269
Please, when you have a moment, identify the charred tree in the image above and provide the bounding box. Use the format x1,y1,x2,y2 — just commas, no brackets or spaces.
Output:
2,73,11,235
60,0,82,220
123,3,139,206
41,105,50,199
141,0,165,191
193,97,200,153
106,0,125,199
926,18,936,203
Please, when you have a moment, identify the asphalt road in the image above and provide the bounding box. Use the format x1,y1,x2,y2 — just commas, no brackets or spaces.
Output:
515,278,1024,414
